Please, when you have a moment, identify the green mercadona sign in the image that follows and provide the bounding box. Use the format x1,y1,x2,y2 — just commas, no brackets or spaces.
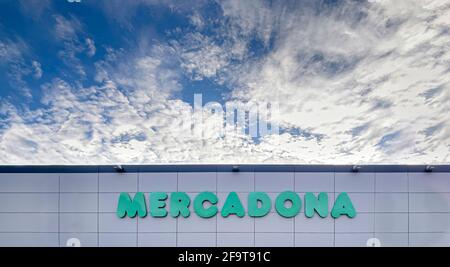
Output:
117,192,356,219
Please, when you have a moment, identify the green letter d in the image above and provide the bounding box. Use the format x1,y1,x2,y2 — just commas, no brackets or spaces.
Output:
248,192,271,217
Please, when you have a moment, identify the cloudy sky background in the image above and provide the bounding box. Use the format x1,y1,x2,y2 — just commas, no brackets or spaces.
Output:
0,0,449,164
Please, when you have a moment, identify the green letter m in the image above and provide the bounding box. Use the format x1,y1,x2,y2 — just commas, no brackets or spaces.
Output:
117,192,147,218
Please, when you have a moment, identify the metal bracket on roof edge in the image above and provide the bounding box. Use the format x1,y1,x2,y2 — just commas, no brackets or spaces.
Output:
425,165,434,172
114,165,125,173
352,165,362,172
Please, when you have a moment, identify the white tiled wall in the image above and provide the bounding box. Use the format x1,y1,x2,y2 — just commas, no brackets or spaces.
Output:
0,170,450,247
177,233,216,247
0,173,59,192
99,172,138,193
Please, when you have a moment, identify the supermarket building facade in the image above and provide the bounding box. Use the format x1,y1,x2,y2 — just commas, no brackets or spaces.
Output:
0,164,450,247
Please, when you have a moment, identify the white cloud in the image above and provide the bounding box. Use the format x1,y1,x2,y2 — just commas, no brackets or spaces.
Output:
219,0,450,163
32,61,42,79
85,38,96,57
0,38,33,97
54,15,87,77
0,0,449,164
0,40,24,62
189,12,204,29
54,15,82,41
173,33,230,81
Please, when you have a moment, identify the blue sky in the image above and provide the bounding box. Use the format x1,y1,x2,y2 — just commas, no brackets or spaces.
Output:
0,0,449,164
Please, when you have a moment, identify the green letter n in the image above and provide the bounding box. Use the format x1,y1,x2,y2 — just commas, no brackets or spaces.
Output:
117,192,147,218
305,192,329,218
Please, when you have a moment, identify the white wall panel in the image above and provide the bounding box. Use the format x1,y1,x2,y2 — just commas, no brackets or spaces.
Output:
0,167,449,247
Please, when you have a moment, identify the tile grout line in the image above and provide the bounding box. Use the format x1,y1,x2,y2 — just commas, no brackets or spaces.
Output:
97,168,100,247
373,173,376,241
58,174,60,247
333,171,336,247
2,191,447,194
215,169,218,247
137,172,139,247
3,231,450,234
2,211,444,214
176,172,179,247
407,171,410,247
253,171,256,247
293,172,295,247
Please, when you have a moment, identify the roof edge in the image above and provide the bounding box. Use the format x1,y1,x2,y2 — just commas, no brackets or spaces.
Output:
1,164,450,173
